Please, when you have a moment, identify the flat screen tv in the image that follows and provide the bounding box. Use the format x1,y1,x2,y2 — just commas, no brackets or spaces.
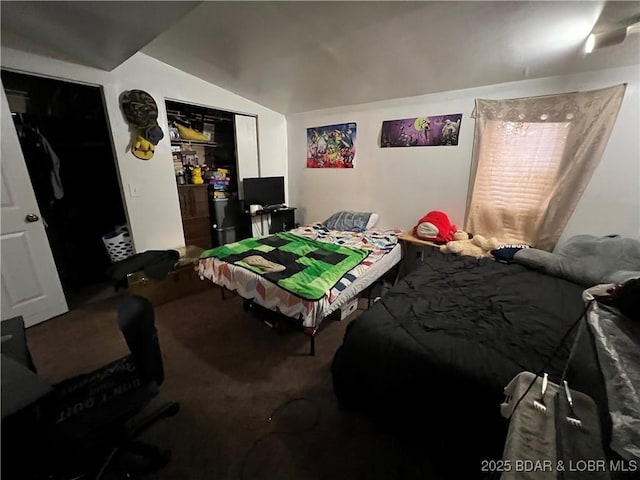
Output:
242,176,285,208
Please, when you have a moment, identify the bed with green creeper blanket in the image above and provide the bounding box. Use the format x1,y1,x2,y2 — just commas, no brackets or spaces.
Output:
198,223,402,330
200,232,370,301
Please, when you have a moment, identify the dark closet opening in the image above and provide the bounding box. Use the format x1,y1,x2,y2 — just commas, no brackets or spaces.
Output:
1,70,127,309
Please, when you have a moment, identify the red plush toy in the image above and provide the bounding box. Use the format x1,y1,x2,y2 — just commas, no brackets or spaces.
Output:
413,210,457,243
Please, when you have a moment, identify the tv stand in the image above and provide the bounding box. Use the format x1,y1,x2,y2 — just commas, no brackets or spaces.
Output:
261,204,287,212
245,207,296,234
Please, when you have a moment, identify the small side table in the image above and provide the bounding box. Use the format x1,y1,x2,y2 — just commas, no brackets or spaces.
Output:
397,230,442,281
246,207,297,236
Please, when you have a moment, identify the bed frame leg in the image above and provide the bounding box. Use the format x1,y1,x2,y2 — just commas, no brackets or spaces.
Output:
243,298,252,312
366,280,383,308
304,326,317,356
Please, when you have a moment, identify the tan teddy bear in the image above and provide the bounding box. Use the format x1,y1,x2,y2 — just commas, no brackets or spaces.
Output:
440,232,500,258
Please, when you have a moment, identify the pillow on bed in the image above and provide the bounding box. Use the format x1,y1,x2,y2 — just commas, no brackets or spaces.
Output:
323,211,376,233
366,213,379,229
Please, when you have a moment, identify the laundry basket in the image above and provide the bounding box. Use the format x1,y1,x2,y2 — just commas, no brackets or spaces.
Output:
102,227,134,263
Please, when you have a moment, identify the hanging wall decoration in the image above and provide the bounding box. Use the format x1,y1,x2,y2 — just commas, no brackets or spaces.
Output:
120,89,165,160
380,114,462,147
306,122,357,168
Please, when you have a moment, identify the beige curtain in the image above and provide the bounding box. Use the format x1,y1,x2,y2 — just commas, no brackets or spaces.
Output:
464,84,626,251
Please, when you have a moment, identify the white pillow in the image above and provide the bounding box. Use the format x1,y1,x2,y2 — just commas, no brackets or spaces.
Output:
366,213,379,230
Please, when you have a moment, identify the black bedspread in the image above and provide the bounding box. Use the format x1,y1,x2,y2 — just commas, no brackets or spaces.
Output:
331,250,609,469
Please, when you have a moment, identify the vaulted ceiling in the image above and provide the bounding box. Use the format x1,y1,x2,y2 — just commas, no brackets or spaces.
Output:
2,1,639,114
1,1,200,70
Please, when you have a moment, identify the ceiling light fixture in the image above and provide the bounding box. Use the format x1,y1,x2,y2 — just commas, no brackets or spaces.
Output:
586,21,640,53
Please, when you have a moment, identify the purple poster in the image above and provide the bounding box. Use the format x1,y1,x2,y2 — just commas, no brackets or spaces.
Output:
380,114,462,147
307,122,356,168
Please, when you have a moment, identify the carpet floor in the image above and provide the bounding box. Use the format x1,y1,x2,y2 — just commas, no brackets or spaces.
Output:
26,289,447,480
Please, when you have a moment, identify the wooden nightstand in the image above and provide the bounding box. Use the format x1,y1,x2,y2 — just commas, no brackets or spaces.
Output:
397,230,442,280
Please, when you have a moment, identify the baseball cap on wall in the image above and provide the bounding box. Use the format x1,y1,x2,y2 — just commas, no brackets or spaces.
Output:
120,90,164,145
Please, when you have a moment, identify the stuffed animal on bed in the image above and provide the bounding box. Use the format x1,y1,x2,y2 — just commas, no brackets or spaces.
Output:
440,232,500,258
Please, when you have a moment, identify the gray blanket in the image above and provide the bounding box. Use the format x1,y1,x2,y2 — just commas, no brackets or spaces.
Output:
513,235,640,287
584,285,640,461
514,235,640,461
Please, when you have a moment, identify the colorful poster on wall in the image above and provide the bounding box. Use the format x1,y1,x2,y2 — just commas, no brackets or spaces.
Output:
380,114,462,147
306,122,357,168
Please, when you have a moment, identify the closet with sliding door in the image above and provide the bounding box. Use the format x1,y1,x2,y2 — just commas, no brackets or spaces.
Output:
165,100,259,249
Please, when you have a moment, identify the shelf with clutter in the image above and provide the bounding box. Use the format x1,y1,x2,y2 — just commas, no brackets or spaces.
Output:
168,121,219,147
166,99,245,248
171,144,235,195
172,144,207,186
166,101,222,143
171,139,220,147
167,100,237,192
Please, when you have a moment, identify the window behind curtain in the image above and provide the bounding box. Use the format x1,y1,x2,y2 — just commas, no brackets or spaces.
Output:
465,85,626,251
469,121,569,244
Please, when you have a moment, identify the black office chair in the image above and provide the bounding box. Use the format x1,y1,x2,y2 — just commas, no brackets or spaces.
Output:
38,295,180,479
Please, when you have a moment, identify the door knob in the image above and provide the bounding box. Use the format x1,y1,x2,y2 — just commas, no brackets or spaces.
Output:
25,213,39,223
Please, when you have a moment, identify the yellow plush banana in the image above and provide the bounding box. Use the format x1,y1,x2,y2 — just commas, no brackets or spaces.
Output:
175,122,208,141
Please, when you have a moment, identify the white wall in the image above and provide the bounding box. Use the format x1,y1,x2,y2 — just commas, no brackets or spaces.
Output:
287,65,640,245
1,48,288,252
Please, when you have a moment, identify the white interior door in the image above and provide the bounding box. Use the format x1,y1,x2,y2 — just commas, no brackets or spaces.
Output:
234,114,259,199
1,87,68,327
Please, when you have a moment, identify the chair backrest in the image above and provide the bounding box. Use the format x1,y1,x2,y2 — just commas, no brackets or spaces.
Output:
117,295,164,386
1,315,36,372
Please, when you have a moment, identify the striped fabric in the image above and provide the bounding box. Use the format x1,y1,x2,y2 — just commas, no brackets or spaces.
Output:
289,223,400,302
198,223,400,328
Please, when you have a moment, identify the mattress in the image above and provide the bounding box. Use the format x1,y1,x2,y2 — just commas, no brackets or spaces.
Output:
331,249,610,464
199,224,401,329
